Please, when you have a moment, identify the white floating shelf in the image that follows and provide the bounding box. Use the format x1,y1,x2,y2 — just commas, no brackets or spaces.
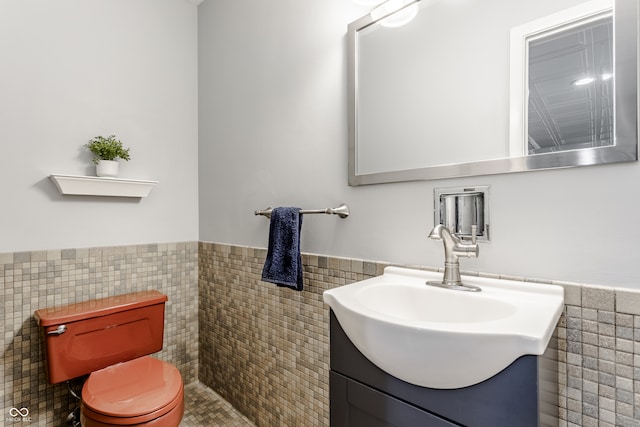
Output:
50,174,158,198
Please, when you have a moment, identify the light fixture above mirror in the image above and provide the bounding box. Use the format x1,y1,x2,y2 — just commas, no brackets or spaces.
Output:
371,0,420,28
352,0,385,6
352,0,421,28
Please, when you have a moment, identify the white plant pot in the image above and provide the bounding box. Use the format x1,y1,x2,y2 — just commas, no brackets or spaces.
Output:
96,160,119,178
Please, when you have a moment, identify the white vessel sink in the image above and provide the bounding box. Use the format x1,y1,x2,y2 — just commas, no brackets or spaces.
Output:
323,266,564,389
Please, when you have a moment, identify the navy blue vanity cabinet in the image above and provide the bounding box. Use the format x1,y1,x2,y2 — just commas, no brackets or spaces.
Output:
329,311,558,427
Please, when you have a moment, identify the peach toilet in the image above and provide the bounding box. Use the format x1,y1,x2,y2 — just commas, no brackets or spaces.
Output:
34,290,184,426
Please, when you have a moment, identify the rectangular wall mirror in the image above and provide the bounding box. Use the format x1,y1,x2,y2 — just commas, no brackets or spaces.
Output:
348,0,638,186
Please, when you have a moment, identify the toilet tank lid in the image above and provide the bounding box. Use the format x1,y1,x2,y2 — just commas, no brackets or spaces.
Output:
34,290,168,327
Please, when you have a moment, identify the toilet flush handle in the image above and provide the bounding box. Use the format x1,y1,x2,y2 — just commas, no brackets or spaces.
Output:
47,325,67,335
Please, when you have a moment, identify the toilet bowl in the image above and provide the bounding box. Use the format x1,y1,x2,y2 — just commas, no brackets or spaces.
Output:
34,291,184,427
81,356,184,426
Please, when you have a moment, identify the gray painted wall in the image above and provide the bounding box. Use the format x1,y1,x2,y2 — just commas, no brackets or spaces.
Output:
2,0,636,289
198,0,640,289
0,0,199,252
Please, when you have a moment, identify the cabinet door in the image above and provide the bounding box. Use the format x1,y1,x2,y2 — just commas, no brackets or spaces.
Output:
331,372,460,427
330,311,544,427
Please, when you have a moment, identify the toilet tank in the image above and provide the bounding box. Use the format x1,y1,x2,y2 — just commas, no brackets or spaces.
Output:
34,290,168,384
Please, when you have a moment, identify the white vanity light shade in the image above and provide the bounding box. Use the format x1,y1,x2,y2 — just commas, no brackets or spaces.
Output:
353,0,385,6
370,0,420,28
380,3,419,28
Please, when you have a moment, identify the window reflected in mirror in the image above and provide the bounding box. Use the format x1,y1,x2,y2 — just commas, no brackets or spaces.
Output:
527,14,613,155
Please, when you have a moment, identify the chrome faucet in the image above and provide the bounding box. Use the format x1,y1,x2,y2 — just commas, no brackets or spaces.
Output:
427,224,481,292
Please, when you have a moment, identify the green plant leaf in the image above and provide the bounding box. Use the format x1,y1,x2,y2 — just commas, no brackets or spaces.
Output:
85,135,131,164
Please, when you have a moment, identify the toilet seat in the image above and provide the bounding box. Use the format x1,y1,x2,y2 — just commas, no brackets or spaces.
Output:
81,356,184,426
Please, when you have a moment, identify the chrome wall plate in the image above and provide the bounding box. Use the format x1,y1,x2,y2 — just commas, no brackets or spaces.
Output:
434,186,490,242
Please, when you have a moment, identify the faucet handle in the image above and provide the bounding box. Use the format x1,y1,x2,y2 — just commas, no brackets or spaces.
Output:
428,224,443,240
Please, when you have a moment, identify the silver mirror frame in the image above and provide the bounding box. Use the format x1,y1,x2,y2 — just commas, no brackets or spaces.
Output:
348,0,638,186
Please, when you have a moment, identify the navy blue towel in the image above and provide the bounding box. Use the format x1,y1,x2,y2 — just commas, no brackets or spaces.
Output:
261,207,304,291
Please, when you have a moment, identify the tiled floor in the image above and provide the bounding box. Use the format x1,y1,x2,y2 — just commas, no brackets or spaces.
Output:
181,382,255,427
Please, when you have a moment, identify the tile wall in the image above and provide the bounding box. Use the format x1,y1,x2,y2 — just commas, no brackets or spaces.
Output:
2,240,638,426
0,242,198,426
199,242,640,427
558,281,640,426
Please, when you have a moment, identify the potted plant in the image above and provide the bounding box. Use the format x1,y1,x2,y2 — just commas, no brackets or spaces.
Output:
85,135,131,177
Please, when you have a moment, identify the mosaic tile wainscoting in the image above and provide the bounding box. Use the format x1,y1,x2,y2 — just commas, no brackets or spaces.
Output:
0,242,199,426
198,242,382,427
558,284,640,426
199,242,640,427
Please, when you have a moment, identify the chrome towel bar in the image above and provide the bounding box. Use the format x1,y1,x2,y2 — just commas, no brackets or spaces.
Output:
255,204,350,219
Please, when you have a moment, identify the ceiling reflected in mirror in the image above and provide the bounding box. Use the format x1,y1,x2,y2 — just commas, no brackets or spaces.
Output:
527,14,613,155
